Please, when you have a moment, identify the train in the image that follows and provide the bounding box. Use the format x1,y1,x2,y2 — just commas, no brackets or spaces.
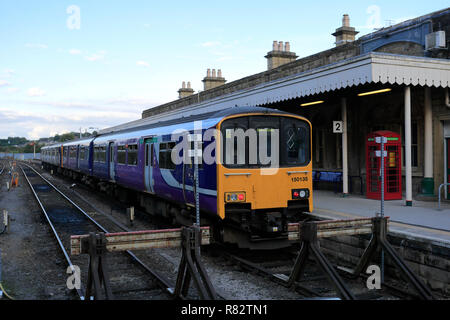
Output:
41,106,313,249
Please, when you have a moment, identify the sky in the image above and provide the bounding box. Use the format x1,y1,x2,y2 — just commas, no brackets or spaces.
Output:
0,1,449,140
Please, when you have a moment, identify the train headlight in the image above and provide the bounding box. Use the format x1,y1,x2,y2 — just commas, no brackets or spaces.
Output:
292,189,309,199
225,192,246,203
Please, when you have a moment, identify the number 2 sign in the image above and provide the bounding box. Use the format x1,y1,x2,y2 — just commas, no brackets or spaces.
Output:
333,121,343,133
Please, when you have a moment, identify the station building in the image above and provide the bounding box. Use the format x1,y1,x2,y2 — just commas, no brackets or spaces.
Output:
104,8,450,204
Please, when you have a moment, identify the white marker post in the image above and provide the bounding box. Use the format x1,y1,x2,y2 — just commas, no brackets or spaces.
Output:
375,136,387,283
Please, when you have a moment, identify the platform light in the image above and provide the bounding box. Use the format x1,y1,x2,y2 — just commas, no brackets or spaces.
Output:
358,88,392,97
300,100,324,107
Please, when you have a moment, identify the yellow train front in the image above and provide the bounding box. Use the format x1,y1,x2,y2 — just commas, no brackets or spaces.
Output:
215,110,313,249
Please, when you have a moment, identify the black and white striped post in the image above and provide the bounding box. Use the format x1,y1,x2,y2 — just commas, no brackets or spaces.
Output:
375,136,387,283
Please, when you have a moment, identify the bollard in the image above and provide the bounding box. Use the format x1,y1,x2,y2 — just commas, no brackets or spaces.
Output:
438,183,450,210
2,210,8,234
127,207,135,226
6,182,9,191
51,169,53,175
0,248,2,298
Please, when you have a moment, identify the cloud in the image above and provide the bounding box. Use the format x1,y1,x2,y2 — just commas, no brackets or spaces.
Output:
69,49,82,55
27,87,46,97
0,80,10,87
201,41,222,48
25,43,48,49
4,69,15,77
85,51,106,61
136,61,150,68
6,88,19,93
85,54,104,61
0,106,142,140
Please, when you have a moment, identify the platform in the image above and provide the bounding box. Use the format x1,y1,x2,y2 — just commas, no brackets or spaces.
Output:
311,190,450,245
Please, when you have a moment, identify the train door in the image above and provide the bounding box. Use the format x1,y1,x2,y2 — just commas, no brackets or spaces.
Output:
447,138,450,199
144,137,156,193
182,135,201,206
109,142,115,181
77,145,80,169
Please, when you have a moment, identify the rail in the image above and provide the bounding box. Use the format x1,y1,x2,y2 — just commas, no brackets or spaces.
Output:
71,226,216,300
287,217,434,300
19,162,177,300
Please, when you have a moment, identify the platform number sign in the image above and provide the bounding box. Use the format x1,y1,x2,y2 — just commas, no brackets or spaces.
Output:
333,121,343,133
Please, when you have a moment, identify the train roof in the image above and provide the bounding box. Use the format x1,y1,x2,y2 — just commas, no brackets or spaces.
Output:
44,106,301,147
99,106,291,136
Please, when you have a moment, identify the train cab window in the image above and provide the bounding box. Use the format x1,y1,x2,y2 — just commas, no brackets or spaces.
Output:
221,116,310,168
127,144,138,166
280,117,310,167
117,146,126,164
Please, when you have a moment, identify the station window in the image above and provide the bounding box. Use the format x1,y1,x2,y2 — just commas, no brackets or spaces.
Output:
127,144,138,166
117,145,126,164
159,142,176,170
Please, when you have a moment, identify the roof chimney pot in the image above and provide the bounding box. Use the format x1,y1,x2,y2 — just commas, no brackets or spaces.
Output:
273,41,278,51
343,14,350,27
265,41,298,70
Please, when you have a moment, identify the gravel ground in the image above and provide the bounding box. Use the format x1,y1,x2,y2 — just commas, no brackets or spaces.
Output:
0,161,76,300
1,161,310,300
1,160,405,301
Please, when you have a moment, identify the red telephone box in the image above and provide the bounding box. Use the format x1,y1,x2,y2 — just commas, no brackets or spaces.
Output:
366,131,402,200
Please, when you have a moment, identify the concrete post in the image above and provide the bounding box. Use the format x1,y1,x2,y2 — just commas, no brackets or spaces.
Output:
422,87,434,196
341,97,348,195
404,86,413,206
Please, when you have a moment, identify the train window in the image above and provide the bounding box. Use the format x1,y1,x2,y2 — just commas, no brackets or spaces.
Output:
145,144,154,166
69,147,77,159
221,116,310,168
159,142,176,170
94,146,107,163
189,140,203,169
127,144,138,166
80,147,86,161
117,146,126,164
280,118,310,167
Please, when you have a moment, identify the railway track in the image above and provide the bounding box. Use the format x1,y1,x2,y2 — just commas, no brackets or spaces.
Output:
215,243,433,300
19,163,179,300
23,161,440,301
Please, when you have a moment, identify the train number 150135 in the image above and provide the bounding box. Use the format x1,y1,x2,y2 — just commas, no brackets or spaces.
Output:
291,176,308,183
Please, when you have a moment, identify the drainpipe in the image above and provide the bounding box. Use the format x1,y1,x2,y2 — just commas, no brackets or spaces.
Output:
445,88,450,108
